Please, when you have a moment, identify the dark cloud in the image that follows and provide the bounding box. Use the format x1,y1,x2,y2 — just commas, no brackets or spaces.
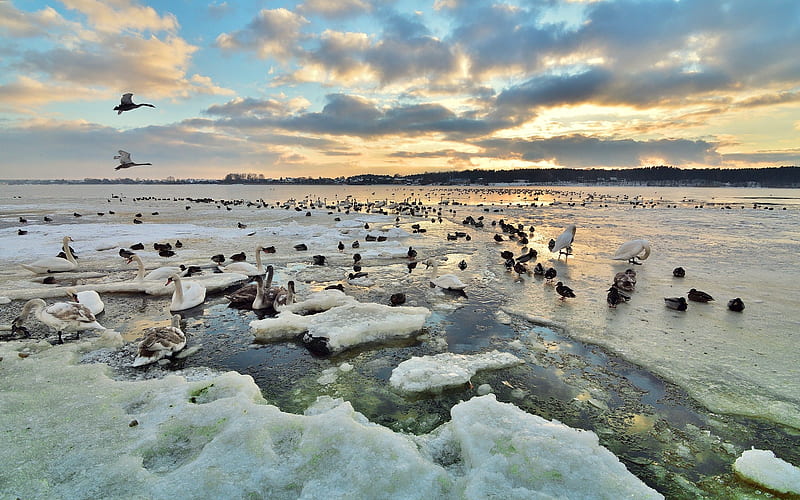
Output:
477,135,721,168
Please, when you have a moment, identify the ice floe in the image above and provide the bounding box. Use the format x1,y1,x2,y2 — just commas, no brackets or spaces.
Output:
390,351,524,393
732,449,800,495
0,339,661,499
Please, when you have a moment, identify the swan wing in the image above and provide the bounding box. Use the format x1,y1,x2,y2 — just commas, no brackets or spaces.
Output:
552,225,576,253
120,93,134,105
115,150,131,163
46,302,96,323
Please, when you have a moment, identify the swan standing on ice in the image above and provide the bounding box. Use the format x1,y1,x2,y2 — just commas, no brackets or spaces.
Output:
21,236,78,273
426,259,467,294
165,274,206,311
114,93,155,114
127,254,185,281
13,298,105,343
66,288,104,315
218,245,268,276
551,224,576,260
132,314,187,367
613,239,651,265
114,150,152,170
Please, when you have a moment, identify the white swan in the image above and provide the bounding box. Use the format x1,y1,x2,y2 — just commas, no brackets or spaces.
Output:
612,239,651,265
21,236,78,273
132,314,187,367
218,245,267,276
426,259,466,292
13,298,104,343
551,224,576,259
66,288,104,315
165,274,206,311
128,254,185,281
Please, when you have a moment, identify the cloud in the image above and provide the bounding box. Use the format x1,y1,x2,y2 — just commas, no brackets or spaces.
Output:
0,3,80,38
59,0,179,33
215,8,309,60
476,135,721,168
297,0,373,19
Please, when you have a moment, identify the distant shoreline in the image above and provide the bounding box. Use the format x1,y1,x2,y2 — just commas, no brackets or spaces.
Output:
1,165,798,188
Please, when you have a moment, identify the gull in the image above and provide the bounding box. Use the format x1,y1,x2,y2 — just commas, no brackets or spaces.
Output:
115,150,152,170
114,93,155,114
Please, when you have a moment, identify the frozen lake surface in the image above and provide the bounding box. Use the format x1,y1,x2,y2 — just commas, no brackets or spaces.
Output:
1,183,799,498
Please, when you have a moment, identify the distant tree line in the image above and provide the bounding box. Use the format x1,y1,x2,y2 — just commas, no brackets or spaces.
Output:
3,165,799,187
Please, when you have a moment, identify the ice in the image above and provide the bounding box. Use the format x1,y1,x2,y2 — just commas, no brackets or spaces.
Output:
390,351,524,393
0,339,660,499
732,449,800,495
251,297,431,353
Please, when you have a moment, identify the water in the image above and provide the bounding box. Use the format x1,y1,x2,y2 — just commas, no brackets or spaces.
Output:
1,182,799,497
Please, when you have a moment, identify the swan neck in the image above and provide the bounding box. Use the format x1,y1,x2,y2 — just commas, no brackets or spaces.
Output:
172,275,184,301
134,255,145,280
255,246,263,272
62,238,76,264
265,266,274,289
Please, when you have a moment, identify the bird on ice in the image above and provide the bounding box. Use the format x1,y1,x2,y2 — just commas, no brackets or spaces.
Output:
551,225,576,259
114,93,155,114
115,150,152,170
613,239,651,265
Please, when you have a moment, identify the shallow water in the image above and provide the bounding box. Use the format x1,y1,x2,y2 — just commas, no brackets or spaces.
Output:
1,182,798,497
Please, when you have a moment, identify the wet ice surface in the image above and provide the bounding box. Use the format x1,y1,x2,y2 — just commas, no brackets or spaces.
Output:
1,183,799,497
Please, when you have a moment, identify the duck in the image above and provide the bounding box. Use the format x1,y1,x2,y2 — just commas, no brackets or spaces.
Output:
688,289,714,303
555,282,576,300
515,248,537,264
65,288,104,315
612,239,651,265
127,254,186,281
407,246,418,259
458,259,468,270
218,245,268,276
607,286,624,308
544,267,557,282
390,292,406,306
13,298,105,343
552,224,576,259
337,241,345,252
426,259,467,294
613,272,636,292
132,314,187,367
211,253,226,264
500,250,515,260
302,332,331,356
114,93,155,114
230,252,246,262
727,298,745,312
533,263,545,276
21,236,78,273
672,267,686,278
165,274,206,311
665,297,688,311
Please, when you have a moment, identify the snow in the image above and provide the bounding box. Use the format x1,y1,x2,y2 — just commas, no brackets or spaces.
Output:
0,338,661,499
732,449,800,495
390,351,524,393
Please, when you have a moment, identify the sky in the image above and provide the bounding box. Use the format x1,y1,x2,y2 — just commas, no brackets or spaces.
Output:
0,0,799,180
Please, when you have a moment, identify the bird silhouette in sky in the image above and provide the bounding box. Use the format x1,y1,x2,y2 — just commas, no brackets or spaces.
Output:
114,150,152,170
114,93,155,114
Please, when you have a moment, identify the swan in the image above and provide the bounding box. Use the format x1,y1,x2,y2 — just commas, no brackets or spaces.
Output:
218,245,267,276
165,274,206,311
114,150,152,170
127,254,185,281
252,266,277,310
426,259,466,292
132,314,187,367
613,239,651,264
551,224,576,259
13,298,105,343
65,288,104,315
21,236,78,273
272,280,295,311
114,93,155,114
